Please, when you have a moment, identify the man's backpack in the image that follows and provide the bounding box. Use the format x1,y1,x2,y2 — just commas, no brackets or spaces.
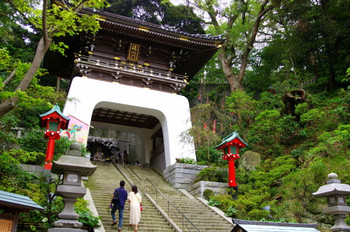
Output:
112,189,119,205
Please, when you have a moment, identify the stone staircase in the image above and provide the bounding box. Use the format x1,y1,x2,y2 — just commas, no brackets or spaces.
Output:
117,164,234,232
85,161,233,232
84,161,176,232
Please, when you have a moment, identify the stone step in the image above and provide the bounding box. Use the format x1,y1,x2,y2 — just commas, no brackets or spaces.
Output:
84,161,176,232
119,165,234,232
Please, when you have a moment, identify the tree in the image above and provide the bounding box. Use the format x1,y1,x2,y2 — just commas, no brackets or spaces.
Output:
0,0,108,118
0,1,38,62
105,0,205,34
276,0,350,91
189,0,279,92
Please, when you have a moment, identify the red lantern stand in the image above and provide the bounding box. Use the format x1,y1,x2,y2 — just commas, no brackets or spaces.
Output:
39,105,69,170
215,131,247,198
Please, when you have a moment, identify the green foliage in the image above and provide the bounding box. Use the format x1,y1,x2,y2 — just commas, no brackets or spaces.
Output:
247,209,270,221
0,127,18,151
195,146,223,165
256,92,284,111
75,198,101,227
18,129,73,161
208,198,222,207
188,103,232,165
300,108,328,130
176,157,196,164
18,175,64,230
247,109,283,156
226,90,257,136
225,205,238,217
203,189,214,200
195,166,228,183
0,152,32,192
308,124,350,159
2,0,350,228
0,46,67,131
5,149,45,165
279,115,305,145
105,0,205,34
0,150,65,229
0,47,17,73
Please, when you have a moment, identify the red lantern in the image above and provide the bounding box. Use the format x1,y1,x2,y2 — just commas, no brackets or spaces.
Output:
215,131,247,189
39,104,69,170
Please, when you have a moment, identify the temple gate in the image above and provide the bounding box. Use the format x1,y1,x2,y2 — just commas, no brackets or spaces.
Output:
59,9,224,170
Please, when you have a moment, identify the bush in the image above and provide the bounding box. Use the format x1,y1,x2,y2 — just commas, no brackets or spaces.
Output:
75,198,101,228
19,130,73,161
176,157,196,164
195,166,228,183
203,189,214,200
247,209,270,220
195,146,223,164
225,205,238,217
6,149,45,165
209,194,235,215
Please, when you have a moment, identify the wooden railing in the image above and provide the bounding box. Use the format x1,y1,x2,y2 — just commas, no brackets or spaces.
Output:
75,54,188,84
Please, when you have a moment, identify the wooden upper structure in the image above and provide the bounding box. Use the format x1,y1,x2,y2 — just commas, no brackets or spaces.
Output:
73,8,225,93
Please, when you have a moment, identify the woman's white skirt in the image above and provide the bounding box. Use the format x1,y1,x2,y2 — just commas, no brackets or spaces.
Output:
129,202,141,224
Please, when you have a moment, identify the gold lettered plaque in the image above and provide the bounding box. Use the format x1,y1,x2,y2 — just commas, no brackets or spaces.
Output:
0,218,13,232
127,43,140,62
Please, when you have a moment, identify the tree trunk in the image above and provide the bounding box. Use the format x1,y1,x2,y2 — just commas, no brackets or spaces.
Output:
56,76,61,92
218,51,243,92
0,36,52,117
327,42,339,91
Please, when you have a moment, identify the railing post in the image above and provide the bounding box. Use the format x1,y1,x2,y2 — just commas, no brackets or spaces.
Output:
182,215,184,230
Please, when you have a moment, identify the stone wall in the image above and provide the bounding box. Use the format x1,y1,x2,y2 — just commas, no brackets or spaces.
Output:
163,163,207,189
20,164,47,174
188,181,228,198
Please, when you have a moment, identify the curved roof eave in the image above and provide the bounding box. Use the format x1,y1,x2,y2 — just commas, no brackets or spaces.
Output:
81,8,225,48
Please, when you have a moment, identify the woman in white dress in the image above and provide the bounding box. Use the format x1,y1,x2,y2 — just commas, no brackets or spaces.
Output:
128,185,142,231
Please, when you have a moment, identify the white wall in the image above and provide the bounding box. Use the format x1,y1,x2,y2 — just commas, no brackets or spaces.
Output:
63,77,196,168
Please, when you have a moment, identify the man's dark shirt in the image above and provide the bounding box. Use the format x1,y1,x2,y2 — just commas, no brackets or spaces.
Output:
113,187,127,208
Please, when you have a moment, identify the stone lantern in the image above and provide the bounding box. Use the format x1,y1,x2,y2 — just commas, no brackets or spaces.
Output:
313,173,350,232
49,143,97,232
215,131,247,197
40,104,70,170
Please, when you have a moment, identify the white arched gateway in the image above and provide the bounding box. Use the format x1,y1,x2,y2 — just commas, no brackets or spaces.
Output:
63,76,195,170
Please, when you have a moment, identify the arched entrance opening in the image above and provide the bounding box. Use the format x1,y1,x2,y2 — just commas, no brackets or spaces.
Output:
87,107,165,168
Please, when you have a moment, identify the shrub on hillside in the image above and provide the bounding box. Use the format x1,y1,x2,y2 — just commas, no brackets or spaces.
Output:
195,166,227,183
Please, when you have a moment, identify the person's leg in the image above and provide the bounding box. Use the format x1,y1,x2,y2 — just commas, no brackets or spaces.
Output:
118,207,125,229
111,204,117,224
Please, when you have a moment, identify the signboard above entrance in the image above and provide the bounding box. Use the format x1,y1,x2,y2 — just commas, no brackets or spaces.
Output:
127,43,141,63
